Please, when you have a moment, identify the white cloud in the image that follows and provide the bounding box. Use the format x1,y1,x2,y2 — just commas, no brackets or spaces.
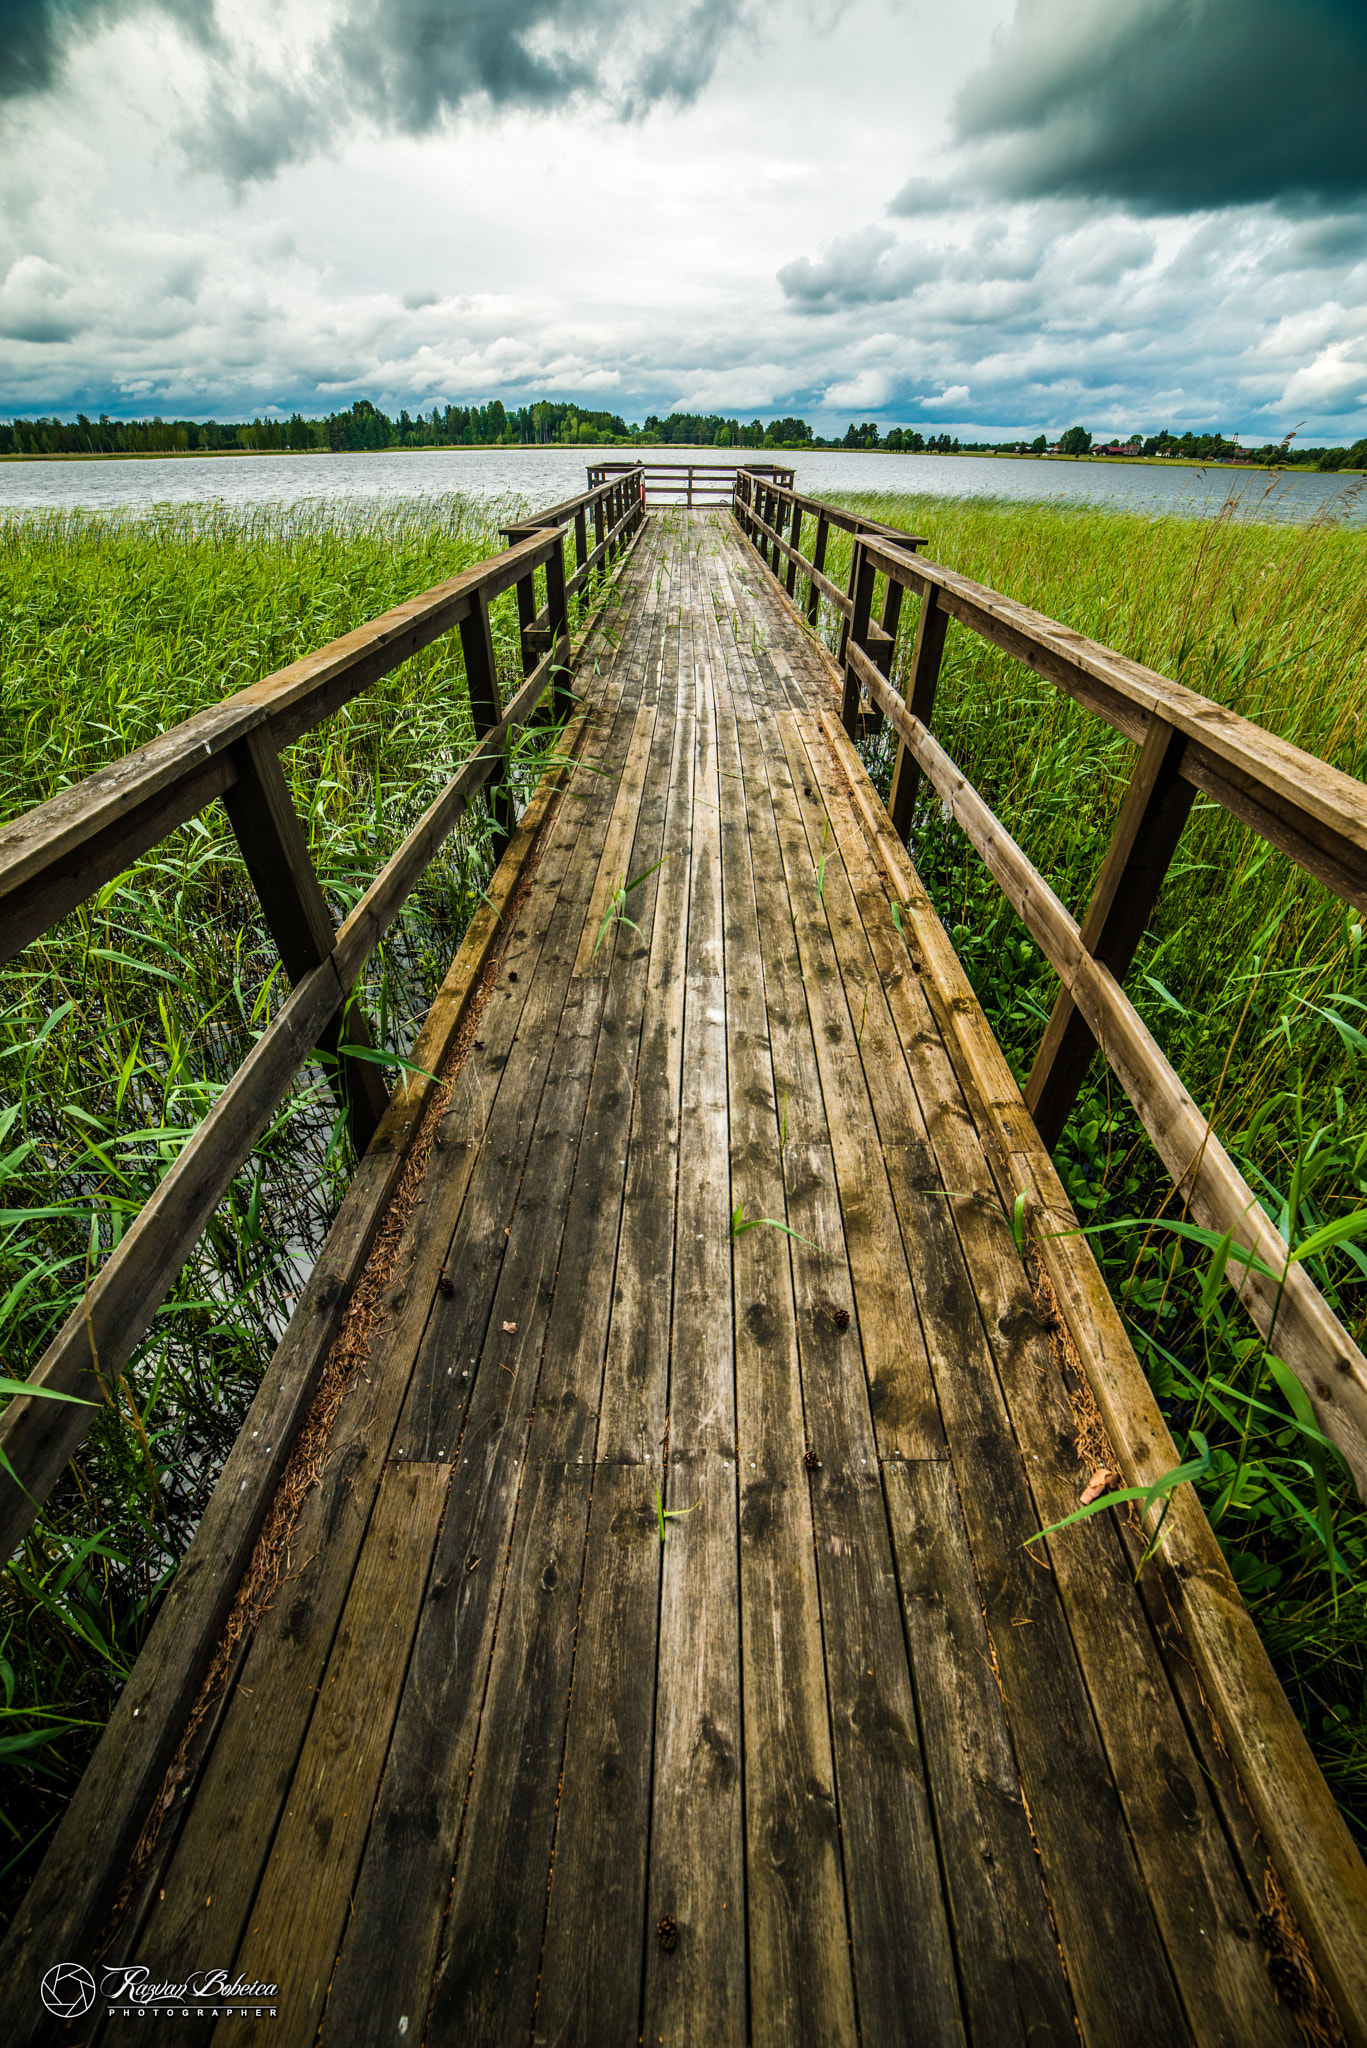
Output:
0,0,1362,442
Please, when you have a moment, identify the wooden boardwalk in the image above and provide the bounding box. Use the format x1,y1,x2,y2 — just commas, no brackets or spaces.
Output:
84,511,1312,2045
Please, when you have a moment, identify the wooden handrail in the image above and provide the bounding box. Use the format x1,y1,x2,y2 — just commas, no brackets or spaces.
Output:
0,471,647,1555
589,461,793,507
733,471,1367,1501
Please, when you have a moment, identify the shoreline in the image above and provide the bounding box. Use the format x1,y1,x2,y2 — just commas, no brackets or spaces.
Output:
1,446,1361,474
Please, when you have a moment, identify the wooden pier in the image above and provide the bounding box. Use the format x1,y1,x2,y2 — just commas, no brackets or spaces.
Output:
3,475,1367,2045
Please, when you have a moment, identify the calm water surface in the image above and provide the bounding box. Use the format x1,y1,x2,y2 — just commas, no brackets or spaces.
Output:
0,444,1360,525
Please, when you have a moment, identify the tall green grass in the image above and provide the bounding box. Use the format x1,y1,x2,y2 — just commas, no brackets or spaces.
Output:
820,488,1367,1840
0,496,577,1916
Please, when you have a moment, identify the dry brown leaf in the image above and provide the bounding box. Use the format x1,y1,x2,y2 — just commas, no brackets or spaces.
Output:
503,1320,517,1333
1080,1465,1120,1506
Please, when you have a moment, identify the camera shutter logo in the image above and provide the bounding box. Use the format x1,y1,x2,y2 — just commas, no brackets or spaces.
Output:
41,1963,96,2019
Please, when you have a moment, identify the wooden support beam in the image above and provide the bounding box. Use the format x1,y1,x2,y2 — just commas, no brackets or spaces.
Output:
887,584,949,841
807,512,829,628
459,590,513,861
785,506,801,600
573,505,588,600
222,726,387,1153
840,543,876,738
545,534,574,722
859,575,904,740
1026,715,1195,1146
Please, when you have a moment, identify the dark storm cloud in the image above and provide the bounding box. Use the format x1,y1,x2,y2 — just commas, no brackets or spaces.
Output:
0,0,755,180
328,0,752,135
955,0,1367,210
0,0,212,99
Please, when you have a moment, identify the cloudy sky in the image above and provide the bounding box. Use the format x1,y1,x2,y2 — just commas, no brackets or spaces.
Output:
1,0,1365,438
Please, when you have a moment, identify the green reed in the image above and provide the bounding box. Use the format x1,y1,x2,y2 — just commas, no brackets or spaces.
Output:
815,486,1367,1839
0,496,586,1914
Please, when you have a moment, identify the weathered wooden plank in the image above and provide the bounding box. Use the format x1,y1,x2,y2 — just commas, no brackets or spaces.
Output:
764,708,1187,2042
421,585,673,2048
214,1460,449,2048
715,539,965,2045
589,583,693,1460
796,706,1278,2039
310,539,666,2046
745,722,947,1462
0,559,626,2043
572,703,661,980
114,760,607,2008
707,576,858,2047
641,560,747,2048
531,575,687,2047
817,703,1367,2044
811,738,1294,2039
885,1461,1079,2048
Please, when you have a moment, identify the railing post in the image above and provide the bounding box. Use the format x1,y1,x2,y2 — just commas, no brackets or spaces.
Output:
1025,715,1195,1146
887,582,948,841
574,505,588,587
688,467,694,509
222,726,388,1154
545,533,574,723
458,589,514,863
807,513,829,628
593,489,606,579
840,542,876,738
514,567,538,680
861,573,903,738
786,504,802,599
837,523,863,669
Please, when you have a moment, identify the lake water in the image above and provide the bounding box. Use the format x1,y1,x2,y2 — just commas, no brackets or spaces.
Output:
0,443,1361,526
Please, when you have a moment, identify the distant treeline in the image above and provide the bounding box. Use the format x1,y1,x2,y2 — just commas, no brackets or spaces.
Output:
1,400,1363,467
840,422,1367,468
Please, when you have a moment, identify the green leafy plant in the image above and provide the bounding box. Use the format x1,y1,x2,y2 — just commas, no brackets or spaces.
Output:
730,1201,818,1250
1026,1431,1212,1574
591,855,669,959
653,1479,701,1547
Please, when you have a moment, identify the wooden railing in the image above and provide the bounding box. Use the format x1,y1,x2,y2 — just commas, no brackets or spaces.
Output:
589,459,793,507
0,467,646,1560
733,465,1367,1501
